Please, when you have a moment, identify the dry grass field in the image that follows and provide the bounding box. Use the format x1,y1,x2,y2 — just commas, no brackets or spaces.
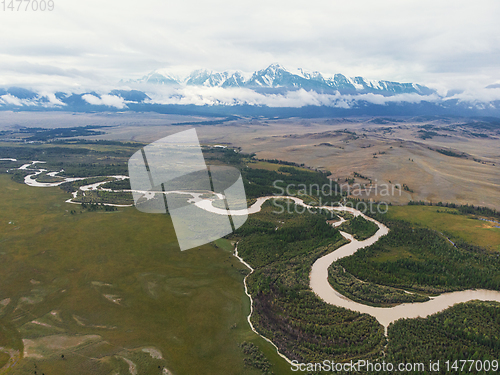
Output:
195,118,499,209
60,114,498,210
1,111,497,208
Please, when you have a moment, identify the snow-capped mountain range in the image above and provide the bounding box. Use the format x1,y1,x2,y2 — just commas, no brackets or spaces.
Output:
1,64,499,117
135,63,435,96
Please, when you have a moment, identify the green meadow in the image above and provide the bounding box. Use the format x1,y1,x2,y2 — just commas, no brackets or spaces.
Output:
0,175,293,375
387,205,500,251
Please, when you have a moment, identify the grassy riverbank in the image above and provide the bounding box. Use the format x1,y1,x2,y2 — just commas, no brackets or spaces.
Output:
338,215,379,240
234,201,386,364
328,263,429,307
339,216,500,293
386,205,500,252
387,301,500,370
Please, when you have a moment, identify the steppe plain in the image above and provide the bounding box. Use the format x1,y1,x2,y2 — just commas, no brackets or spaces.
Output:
7,112,493,209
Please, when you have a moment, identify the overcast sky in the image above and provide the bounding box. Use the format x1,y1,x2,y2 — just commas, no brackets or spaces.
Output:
1,0,499,93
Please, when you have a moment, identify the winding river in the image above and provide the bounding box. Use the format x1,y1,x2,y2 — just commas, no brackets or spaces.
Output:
209,196,500,332
7,160,500,350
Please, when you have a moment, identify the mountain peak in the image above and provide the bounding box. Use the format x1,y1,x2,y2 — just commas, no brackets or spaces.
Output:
133,64,434,96
265,63,287,71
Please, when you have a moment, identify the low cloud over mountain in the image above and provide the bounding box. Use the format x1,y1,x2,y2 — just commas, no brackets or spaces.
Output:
1,64,500,117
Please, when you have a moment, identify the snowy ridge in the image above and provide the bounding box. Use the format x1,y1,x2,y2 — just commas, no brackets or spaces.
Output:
2,64,500,114
134,63,436,96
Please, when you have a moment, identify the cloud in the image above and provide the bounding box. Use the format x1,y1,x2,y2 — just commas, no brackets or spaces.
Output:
0,82,496,110
0,0,498,93
82,94,127,109
0,92,67,108
0,94,25,106
141,86,443,108
40,93,67,107
353,92,442,106
0,60,96,79
445,87,500,104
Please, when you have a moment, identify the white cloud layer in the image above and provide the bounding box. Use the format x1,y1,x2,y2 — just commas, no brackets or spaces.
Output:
0,94,26,106
0,0,498,94
1,85,499,110
82,94,127,108
142,86,445,108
